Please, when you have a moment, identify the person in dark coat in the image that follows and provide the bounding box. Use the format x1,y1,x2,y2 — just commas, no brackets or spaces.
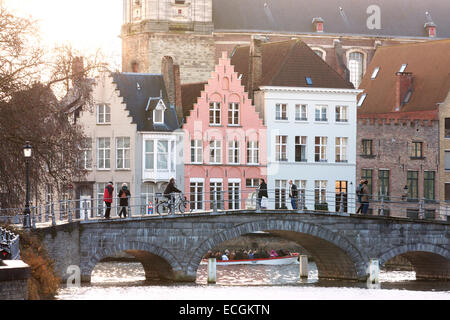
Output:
118,183,131,218
289,180,298,210
103,181,114,219
257,178,268,209
356,179,364,214
360,180,370,214
164,178,182,211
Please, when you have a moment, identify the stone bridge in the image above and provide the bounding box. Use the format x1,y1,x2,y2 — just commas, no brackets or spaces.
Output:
35,210,450,283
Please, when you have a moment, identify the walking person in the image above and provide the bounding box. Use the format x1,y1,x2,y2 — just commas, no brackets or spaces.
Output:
103,181,114,219
289,180,298,210
257,178,268,209
356,179,364,214
360,180,370,214
118,183,131,218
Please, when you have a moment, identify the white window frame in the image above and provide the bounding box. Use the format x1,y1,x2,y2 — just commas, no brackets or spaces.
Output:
295,104,308,121
82,138,92,170
247,140,259,165
116,137,131,169
347,50,366,88
97,137,111,170
209,139,222,164
209,102,221,125
275,103,288,121
190,139,203,164
315,180,327,204
275,179,288,209
228,140,240,164
295,136,307,162
335,105,349,123
153,101,166,124
190,179,204,211
315,136,327,162
97,103,111,124
275,135,288,162
228,180,241,210
210,179,224,210
145,140,154,170
228,102,240,126
144,138,176,171
315,105,328,122
335,137,348,163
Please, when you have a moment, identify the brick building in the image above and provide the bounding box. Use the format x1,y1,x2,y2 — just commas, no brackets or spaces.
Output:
121,0,450,86
357,40,450,218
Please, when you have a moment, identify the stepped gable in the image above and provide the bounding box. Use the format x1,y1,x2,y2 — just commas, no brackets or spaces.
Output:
213,0,450,38
111,72,180,131
358,39,450,116
181,81,207,121
231,39,354,91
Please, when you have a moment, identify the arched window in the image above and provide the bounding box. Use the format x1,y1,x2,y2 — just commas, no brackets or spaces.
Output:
348,51,365,88
312,48,326,60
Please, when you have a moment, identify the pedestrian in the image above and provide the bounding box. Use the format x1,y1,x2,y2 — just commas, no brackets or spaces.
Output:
103,181,114,219
118,183,131,218
356,179,364,214
222,249,230,261
360,180,370,214
289,180,298,210
164,178,182,212
257,178,268,209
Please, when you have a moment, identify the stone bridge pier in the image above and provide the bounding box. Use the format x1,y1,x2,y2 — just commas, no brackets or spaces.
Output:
36,212,450,283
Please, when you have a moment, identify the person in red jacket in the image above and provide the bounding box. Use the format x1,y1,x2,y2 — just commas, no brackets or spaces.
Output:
103,181,114,219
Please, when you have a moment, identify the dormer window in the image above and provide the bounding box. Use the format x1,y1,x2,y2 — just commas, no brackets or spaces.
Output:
371,67,380,79
357,94,367,107
399,64,407,73
153,100,166,124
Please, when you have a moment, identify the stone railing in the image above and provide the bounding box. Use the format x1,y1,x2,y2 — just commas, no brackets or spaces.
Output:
0,227,20,260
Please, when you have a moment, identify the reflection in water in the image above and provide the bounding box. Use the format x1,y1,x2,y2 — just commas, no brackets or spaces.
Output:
56,262,450,300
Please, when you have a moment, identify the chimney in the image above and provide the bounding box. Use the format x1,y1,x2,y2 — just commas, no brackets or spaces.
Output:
72,56,84,85
395,72,414,111
161,56,183,124
312,17,324,32
424,21,437,38
247,35,265,101
333,39,350,83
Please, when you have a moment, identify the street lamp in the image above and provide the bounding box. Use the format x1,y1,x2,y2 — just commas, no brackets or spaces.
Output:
23,141,32,228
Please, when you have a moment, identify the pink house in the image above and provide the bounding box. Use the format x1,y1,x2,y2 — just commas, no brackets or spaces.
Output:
182,52,267,211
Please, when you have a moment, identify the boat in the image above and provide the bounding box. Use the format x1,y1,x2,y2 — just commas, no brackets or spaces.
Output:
201,254,299,266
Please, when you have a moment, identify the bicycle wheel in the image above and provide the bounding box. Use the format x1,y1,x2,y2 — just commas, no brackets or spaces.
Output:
156,202,166,215
178,201,185,214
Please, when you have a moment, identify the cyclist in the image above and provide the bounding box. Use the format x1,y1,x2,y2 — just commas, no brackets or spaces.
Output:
163,178,182,212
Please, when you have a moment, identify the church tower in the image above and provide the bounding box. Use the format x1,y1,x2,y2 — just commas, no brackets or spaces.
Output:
121,0,215,84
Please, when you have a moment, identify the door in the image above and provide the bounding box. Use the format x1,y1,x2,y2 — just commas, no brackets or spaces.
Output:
80,195,91,220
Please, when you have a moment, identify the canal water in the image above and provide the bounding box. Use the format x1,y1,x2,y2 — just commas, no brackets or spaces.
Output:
56,262,450,300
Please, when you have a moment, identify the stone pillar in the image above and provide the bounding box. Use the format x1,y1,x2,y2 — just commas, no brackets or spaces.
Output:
207,258,216,284
299,255,308,278
368,259,380,284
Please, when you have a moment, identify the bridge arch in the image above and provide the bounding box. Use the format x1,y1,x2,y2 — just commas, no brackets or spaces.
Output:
83,241,184,283
379,244,450,280
190,219,369,281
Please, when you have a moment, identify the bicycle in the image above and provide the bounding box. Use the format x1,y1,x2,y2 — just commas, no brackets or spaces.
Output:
156,193,192,215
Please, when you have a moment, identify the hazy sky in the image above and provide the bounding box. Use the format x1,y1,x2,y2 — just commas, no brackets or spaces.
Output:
3,0,123,66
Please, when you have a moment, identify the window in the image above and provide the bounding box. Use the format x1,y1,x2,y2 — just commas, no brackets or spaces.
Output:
247,141,259,165
424,171,435,201
81,138,92,170
315,180,327,204
361,139,373,156
190,181,204,211
209,140,222,164
315,136,327,162
275,103,288,120
246,178,259,188
335,106,348,122
378,170,390,199
445,183,450,202
116,137,131,169
157,140,169,170
97,104,111,124
275,136,288,161
153,104,164,124
357,94,367,107
96,183,107,216
348,52,364,88
335,181,348,213
97,137,111,169
209,102,221,125
361,169,373,196
335,137,348,163
228,181,240,210
228,140,240,164
228,103,240,125
313,50,325,59
371,67,380,79
399,64,407,73
445,118,450,138
315,105,327,121
295,136,307,162
45,184,53,205
407,171,419,201
145,140,154,170
191,140,203,164
275,180,288,209
210,181,224,210
410,141,423,158
295,104,307,121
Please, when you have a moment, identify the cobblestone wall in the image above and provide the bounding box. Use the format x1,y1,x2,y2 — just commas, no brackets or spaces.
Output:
0,260,30,300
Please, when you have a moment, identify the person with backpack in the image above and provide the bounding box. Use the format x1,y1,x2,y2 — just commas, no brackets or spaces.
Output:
118,183,131,218
289,180,299,210
356,179,364,214
360,180,370,214
103,181,114,219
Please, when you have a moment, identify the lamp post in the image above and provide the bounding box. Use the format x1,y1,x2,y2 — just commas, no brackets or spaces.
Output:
23,141,32,228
